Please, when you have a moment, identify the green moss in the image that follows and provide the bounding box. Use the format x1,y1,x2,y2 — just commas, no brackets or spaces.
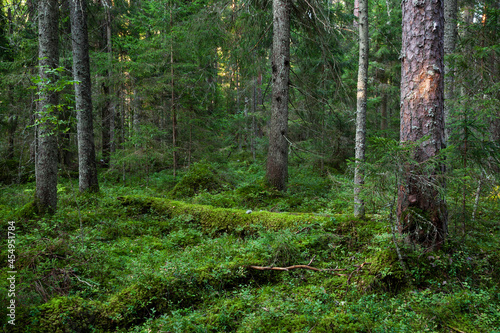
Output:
169,162,231,198
16,296,104,333
366,249,407,292
118,195,332,234
13,200,38,219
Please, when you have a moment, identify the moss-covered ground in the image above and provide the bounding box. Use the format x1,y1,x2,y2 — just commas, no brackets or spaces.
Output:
1,162,499,332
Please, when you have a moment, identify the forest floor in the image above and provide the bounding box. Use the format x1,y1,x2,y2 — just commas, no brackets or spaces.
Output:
1,161,499,332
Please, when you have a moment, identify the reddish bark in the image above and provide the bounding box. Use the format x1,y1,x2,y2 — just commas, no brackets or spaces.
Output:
397,0,447,249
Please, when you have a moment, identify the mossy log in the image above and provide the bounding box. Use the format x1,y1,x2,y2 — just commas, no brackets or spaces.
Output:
117,195,333,233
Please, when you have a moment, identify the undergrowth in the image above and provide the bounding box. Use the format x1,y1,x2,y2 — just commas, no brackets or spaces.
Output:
0,162,499,332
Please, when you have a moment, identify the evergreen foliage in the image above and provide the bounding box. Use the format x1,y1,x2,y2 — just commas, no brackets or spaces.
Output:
0,0,499,331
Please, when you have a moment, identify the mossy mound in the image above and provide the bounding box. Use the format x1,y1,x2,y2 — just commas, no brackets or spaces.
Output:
118,195,334,234
17,296,104,333
12,200,38,219
169,162,232,198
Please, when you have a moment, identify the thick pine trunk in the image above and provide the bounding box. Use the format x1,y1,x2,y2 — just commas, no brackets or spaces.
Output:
36,0,59,213
69,0,99,192
354,0,368,219
398,0,447,249
266,0,290,191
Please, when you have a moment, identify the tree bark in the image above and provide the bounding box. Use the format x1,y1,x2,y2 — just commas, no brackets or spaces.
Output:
36,0,59,213
397,0,447,249
354,0,368,219
69,0,99,192
266,0,290,191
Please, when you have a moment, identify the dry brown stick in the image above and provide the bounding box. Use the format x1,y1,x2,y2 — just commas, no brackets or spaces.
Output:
249,265,322,271
447,326,467,333
347,261,370,285
248,265,348,272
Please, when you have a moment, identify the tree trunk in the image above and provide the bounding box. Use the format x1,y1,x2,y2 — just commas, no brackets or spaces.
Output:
171,5,177,178
380,93,388,133
397,0,447,249
7,114,17,159
69,0,99,192
36,0,59,213
133,88,141,141
266,0,290,191
354,0,368,219
101,1,114,167
444,0,457,142
353,0,359,27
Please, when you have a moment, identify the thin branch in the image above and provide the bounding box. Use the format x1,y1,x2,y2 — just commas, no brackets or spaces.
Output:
248,263,369,274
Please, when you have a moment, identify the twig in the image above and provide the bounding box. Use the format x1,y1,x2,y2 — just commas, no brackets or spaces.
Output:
71,273,99,288
248,264,348,272
447,326,467,333
248,263,370,275
295,226,311,234
249,265,322,272
347,262,370,285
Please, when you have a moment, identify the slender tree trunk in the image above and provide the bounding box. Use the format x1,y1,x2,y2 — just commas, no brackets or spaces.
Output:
397,0,447,249
171,6,177,178
7,115,17,159
380,93,388,133
354,0,368,219
266,0,290,191
132,88,141,141
101,1,114,167
444,0,457,142
107,9,116,156
58,106,73,166
102,81,111,167
252,80,257,161
36,0,59,213
353,0,359,27
188,108,193,167
69,0,99,192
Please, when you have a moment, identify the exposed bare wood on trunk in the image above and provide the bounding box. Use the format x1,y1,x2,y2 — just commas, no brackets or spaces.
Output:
354,0,368,219
397,0,447,249
266,0,290,191
69,0,99,193
36,0,59,213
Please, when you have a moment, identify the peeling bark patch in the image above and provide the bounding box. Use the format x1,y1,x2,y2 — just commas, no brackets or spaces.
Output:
272,64,277,73
417,68,437,97
413,0,425,7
